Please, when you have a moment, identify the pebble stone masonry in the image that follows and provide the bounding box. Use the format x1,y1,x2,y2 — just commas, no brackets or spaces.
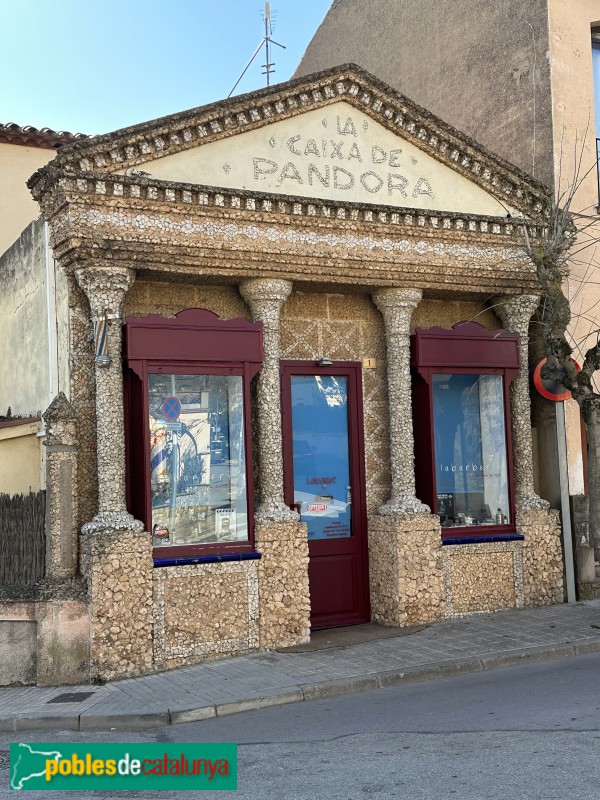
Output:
494,293,548,509
240,278,311,649
42,392,79,579
372,287,430,515
494,293,564,607
2,64,568,684
74,266,154,680
370,287,443,626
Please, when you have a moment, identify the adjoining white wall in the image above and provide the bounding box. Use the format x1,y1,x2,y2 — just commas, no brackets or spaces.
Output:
0,218,50,418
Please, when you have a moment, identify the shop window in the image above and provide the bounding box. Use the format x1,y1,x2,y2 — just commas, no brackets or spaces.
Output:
411,322,520,541
148,372,248,548
124,309,263,561
432,373,510,528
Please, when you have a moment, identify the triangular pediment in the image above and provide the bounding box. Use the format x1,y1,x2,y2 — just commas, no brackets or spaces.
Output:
117,101,516,216
34,65,547,219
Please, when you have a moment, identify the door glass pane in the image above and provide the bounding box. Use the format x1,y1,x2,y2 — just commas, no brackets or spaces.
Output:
432,374,510,528
148,373,248,547
291,375,352,540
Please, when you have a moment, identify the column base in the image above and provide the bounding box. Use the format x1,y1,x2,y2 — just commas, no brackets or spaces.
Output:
82,511,145,536
515,492,550,511
255,517,310,648
368,512,444,626
377,496,431,516
254,502,299,523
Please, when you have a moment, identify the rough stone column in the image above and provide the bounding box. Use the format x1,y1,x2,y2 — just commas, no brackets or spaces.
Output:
75,266,141,527
494,294,547,510
240,278,310,647
495,295,563,608
370,288,443,627
372,287,429,514
240,278,297,521
42,393,79,579
75,266,153,680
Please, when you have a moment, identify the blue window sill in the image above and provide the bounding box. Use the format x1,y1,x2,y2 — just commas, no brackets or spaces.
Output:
153,551,262,568
442,534,524,546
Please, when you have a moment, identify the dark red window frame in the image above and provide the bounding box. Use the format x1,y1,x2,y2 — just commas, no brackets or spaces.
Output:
410,321,520,540
123,308,263,559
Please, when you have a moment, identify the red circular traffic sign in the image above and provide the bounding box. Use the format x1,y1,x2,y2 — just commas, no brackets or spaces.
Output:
533,357,581,402
161,396,181,421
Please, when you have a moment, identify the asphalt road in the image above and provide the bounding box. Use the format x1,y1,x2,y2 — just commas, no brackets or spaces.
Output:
2,652,599,799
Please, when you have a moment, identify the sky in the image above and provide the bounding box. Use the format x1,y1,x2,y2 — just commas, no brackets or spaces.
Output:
0,0,332,136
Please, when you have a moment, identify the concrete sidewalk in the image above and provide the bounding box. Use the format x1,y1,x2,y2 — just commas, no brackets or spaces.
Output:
2,600,600,733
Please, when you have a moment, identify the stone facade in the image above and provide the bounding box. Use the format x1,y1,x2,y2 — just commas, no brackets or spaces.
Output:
153,561,260,668
0,65,568,686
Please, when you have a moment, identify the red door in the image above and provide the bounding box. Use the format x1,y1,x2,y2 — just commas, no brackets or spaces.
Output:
281,362,370,629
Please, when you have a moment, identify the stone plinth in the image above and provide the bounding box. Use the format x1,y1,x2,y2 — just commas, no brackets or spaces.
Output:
255,519,310,648
519,507,564,607
442,540,524,616
81,520,153,681
368,513,444,626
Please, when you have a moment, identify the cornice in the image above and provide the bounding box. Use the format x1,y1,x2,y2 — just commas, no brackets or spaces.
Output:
31,64,548,218
31,170,540,240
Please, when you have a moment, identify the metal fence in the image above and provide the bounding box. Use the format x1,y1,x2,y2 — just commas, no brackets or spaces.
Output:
0,491,46,586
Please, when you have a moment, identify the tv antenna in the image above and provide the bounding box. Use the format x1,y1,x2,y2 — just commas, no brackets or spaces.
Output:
228,3,286,98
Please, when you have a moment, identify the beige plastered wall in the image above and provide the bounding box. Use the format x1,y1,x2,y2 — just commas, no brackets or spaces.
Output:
0,421,43,495
548,0,600,495
0,143,55,257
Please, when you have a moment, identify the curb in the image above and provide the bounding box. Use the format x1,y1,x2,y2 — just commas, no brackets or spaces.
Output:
2,639,600,732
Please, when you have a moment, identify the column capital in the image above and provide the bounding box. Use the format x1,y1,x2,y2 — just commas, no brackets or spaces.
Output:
373,287,423,314
493,294,540,334
75,266,136,316
240,278,293,316
372,288,423,335
42,392,77,448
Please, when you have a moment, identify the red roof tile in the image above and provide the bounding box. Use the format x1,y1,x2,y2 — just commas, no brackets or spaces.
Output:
0,123,88,149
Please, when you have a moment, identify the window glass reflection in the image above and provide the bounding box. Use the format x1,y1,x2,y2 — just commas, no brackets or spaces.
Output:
148,373,248,547
291,375,352,540
433,374,510,528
